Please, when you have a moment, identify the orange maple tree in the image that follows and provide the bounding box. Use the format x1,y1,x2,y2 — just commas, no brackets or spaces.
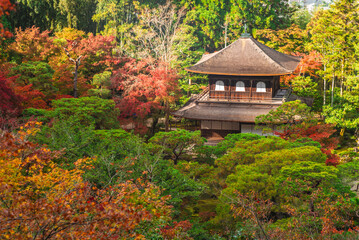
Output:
9,27,59,62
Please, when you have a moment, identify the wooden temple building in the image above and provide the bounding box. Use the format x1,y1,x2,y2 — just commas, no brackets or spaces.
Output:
173,34,301,139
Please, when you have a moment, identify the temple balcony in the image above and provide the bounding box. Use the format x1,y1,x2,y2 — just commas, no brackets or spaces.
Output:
195,87,290,105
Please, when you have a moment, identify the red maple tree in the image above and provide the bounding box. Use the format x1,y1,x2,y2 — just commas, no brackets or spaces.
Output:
111,59,179,133
0,73,22,130
282,51,322,85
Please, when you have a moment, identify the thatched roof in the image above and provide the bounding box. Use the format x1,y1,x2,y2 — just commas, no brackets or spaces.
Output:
186,37,301,76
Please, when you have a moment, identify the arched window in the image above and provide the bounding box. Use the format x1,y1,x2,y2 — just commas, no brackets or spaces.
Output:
215,80,225,91
256,81,266,92
236,81,245,92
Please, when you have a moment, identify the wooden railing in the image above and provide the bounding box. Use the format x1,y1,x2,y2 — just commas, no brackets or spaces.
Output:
209,88,276,102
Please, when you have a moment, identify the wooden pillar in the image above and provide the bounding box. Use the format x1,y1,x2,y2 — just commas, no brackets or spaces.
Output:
272,77,276,97
250,80,253,101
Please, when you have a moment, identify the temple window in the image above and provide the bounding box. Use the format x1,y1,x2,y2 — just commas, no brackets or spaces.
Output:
235,81,245,91
256,81,266,92
215,80,225,91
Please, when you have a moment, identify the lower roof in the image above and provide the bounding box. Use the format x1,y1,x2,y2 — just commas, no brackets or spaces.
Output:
173,101,280,123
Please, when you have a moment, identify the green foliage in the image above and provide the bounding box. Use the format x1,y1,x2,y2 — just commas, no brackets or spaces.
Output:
31,97,206,199
88,71,112,99
307,0,359,116
90,129,205,210
278,161,338,188
51,97,120,129
22,108,52,122
155,164,206,211
288,137,322,149
229,0,294,31
176,161,216,185
323,76,359,133
92,0,135,37
194,144,217,165
10,0,97,33
188,221,224,240
337,160,359,185
255,100,315,130
30,96,121,162
215,136,290,177
88,88,112,99
254,146,326,175
291,7,312,30
222,146,325,199
255,24,308,54
213,133,264,157
35,116,97,163
92,71,111,86
10,61,56,95
84,128,158,186
217,137,327,223
292,76,318,97
149,129,205,164
36,121,205,212
225,164,277,199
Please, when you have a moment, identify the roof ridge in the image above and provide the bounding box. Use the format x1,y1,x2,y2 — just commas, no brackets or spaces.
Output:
249,38,290,73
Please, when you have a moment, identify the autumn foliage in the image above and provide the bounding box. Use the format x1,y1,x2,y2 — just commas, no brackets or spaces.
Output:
282,51,323,85
276,124,340,166
9,27,58,61
6,27,123,103
256,101,340,166
112,59,179,133
160,220,193,239
0,122,174,239
0,74,21,114
0,73,22,130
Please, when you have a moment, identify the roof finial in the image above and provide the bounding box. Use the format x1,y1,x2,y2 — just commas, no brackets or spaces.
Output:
241,22,251,38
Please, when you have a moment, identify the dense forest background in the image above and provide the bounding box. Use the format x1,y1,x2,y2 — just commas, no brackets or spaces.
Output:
1,0,359,239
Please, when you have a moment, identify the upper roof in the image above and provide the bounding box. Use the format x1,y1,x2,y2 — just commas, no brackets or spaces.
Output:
186,36,301,76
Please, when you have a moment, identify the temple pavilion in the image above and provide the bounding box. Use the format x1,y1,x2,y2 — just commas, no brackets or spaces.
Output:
173,33,301,139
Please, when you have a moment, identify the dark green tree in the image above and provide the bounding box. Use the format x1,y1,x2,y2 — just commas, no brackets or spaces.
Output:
149,129,205,165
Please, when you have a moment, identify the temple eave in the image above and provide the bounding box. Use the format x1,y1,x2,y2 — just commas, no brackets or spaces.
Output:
185,68,293,76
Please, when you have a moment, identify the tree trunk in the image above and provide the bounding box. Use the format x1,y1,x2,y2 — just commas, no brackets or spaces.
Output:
63,45,81,98
323,64,326,106
341,59,344,97
224,21,228,48
151,117,159,137
73,62,79,98
331,72,335,107
165,101,170,132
